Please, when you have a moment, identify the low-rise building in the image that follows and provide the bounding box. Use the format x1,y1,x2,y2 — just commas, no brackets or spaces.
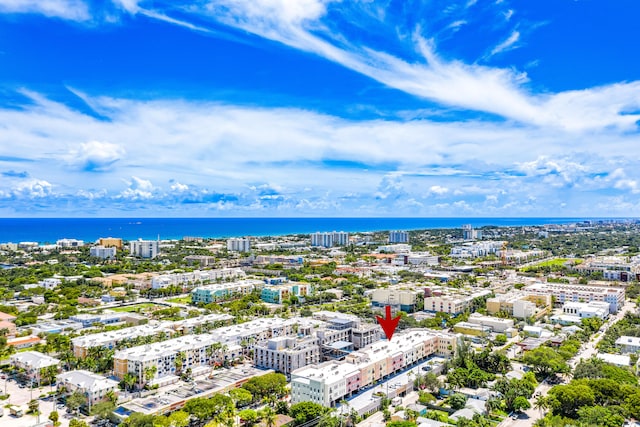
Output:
72,324,175,358
114,335,242,386
191,279,261,304
561,301,610,320
615,336,640,353
574,256,640,282
486,291,551,319
57,370,119,406
371,288,423,313
70,312,146,328
10,351,60,383
153,268,246,289
291,329,457,407
260,282,313,304
254,336,321,377
466,313,514,333
423,289,492,316
524,282,625,313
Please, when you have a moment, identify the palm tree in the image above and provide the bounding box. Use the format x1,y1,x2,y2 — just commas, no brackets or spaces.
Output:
144,366,158,386
105,390,118,406
260,407,277,427
122,373,137,392
175,352,186,375
533,395,549,417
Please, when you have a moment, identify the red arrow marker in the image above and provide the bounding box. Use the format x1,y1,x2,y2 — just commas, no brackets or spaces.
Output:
376,306,401,341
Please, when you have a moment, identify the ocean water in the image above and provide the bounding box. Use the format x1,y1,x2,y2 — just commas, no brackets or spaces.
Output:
0,217,590,244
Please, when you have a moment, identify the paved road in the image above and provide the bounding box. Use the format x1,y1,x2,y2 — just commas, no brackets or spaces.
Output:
501,300,636,427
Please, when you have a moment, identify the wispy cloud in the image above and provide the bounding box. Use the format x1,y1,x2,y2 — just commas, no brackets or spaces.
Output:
489,30,520,56
0,0,90,21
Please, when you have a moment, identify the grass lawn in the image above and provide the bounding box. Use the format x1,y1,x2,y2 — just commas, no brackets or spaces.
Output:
166,296,192,304
110,303,160,312
522,257,582,271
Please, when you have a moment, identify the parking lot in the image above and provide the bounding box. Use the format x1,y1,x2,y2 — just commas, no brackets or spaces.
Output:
1,375,75,427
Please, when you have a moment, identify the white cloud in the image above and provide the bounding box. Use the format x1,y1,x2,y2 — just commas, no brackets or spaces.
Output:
12,179,53,198
0,0,90,20
119,176,155,200
170,182,189,192
67,141,125,172
2,92,640,216
489,30,520,56
429,185,449,195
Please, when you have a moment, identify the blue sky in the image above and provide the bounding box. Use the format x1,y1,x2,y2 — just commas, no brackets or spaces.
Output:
1,0,640,217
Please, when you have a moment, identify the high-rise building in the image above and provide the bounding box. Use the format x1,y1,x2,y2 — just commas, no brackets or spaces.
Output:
90,246,116,259
227,237,251,252
462,225,482,240
98,237,123,249
129,238,160,259
311,231,350,248
388,230,409,244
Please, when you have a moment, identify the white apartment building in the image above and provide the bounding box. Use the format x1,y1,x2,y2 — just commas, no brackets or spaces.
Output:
525,282,625,313
377,244,411,254
72,324,175,358
56,238,84,248
130,239,160,259
90,246,117,259
227,238,251,252
57,370,119,406
311,231,350,248
450,242,503,259
291,329,457,407
152,268,246,289
254,336,321,377
10,351,60,383
207,317,298,347
388,231,409,244
114,334,242,385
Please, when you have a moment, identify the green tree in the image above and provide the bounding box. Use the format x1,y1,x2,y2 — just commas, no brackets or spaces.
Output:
229,388,253,408
547,383,595,418
66,391,87,414
447,393,467,410
494,334,507,345
168,410,191,427
522,347,569,377
49,410,61,427
576,406,624,427
239,409,259,427
69,420,89,427
512,396,531,412
386,421,417,427
91,401,116,420
290,402,327,426
28,398,40,414
242,373,287,402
